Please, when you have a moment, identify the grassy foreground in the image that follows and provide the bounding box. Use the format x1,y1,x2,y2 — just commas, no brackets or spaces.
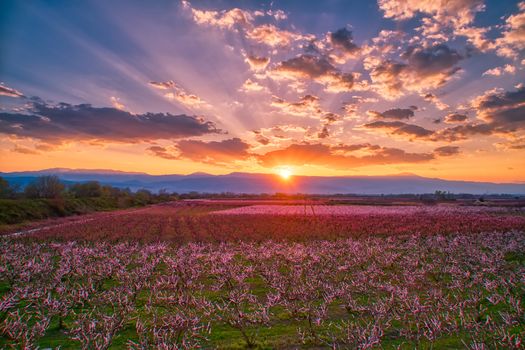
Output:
0,197,127,225
1,218,524,348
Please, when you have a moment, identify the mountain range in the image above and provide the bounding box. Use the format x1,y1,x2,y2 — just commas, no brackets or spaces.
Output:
1,168,524,195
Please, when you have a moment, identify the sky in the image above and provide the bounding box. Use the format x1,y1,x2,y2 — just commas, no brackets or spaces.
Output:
0,0,524,182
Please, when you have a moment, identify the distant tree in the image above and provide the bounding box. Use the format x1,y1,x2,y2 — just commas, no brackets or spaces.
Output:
0,177,15,198
24,175,65,198
434,190,453,200
157,189,171,201
134,189,152,205
70,181,102,198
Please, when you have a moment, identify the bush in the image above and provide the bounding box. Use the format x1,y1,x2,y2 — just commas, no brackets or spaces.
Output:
24,176,65,199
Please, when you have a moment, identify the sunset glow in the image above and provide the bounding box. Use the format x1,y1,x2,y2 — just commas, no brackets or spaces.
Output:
277,167,293,180
0,1,524,182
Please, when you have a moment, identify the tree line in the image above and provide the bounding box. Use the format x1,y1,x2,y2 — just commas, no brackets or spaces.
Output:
0,175,172,206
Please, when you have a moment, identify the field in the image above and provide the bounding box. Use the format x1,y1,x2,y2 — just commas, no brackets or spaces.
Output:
1,200,525,349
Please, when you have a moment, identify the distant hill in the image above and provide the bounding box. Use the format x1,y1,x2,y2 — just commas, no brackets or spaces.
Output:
1,169,524,195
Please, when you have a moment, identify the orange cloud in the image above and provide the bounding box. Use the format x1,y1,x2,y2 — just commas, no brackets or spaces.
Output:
257,143,449,169
246,24,313,47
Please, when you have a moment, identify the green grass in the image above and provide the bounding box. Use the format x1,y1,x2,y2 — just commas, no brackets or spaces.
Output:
0,197,133,226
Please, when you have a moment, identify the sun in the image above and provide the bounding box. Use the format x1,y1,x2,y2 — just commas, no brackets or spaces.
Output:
277,167,292,180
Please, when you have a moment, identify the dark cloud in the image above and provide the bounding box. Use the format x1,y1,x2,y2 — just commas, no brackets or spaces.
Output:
368,107,416,120
368,44,463,99
276,54,337,77
272,54,354,92
258,143,438,169
363,120,434,139
473,85,525,125
401,44,462,75
444,113,468,123
0,102,220,144
434,146,460,156
149,81,176,90
146,146,179,160
432,123,501,142
418,84,525,142
329,28,359,54
363,119,505,142
317,126,329,139
327,28,360,63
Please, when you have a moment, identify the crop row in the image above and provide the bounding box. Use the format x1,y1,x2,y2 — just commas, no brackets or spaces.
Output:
1,230,524,348
17,203,524,242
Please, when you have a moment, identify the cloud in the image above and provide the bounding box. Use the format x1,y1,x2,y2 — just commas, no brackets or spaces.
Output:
0,102,220,144
454,25,492,52
150,80,209,108
326,28,360,63
497,136,525,150
257,142,445,169
402,44,462,75
432,123,500,141
246,24,313,47
317,126,330,139
239,79,269,93
483,64,516,76
148,138,253,165
146,145,179,160
175,138,252,165
164,91,208,107
271,95,316,117
0,84,24,98
12,145,40,155
422,85,524,142
110,96,125,110
244,55,270,71
444,113,468,123
363,120,434,139
252,130,270,145
271,54,354,92
271,95,339,120
367,107,416,120
472,84,525,126
182,1,253,30
495,3,525,57
378,0,486,44
251,124,312,146
422,93,449,110
182,1,310,48
378,0,484,26
363,118,504,142
434,145,460,156
367,44,463,99
149,80,176,90
328,28,359,54
270,95,341,139
379,0,523,59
